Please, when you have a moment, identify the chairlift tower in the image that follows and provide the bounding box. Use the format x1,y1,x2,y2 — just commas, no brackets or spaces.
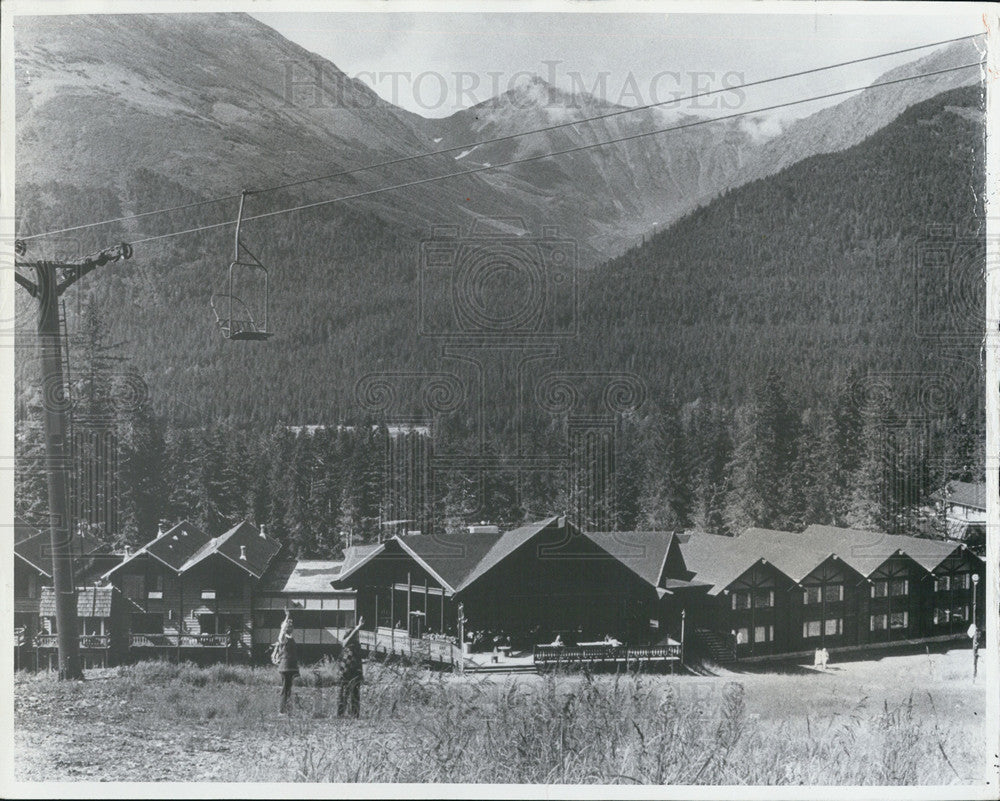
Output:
14,240,132,680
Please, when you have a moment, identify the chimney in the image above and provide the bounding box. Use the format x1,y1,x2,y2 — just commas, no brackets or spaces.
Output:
123,545,131,558
259,524,267,539
239,545,247,561
157,522,166,538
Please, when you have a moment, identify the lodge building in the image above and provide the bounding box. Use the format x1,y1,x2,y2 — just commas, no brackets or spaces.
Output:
12,515,986,671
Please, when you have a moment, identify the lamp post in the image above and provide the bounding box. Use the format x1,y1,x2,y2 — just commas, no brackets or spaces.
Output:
971,573,980,680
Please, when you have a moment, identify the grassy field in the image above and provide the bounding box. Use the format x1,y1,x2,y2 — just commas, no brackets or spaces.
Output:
12,646,988,785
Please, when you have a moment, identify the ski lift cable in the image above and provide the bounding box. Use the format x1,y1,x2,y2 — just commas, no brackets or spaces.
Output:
18,33,984,242
123,61,982,248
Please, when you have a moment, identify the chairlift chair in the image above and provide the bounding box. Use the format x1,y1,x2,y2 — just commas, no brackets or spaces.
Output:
211,190,272,341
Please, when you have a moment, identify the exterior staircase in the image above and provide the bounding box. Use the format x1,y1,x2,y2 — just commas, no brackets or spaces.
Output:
692,628,736,666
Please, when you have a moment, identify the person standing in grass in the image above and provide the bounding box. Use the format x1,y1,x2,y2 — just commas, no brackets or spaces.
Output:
272,614,299,714
338,630,363,718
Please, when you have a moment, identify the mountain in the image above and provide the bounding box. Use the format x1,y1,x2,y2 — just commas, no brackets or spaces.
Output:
14,15,980,265
428,41,981,255
573,85,985,410
12,14,985,427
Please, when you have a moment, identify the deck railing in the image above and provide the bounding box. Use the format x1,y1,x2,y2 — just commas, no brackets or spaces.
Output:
533,642,681,666
35,634,111,649
358,627,462,666
129,632,237,648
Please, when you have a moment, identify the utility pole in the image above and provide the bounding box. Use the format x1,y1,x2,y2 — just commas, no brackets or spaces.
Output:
14,240,133,680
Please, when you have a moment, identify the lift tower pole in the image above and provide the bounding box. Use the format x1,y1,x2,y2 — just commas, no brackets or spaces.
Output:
14,240,132,680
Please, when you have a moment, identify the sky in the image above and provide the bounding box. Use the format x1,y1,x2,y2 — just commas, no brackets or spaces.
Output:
251,8,985,120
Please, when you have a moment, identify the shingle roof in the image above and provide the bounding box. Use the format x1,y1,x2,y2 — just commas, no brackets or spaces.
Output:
453,517,559,592
39,585,116,617
739,527,841,583
680,525,969,595
402,529,511,593
14,518,110,578
581,531,676,589
144,521,212,570
802,525,962,574
932,481,987,511
336,543,386,585
679,533,771,595
259,559,348,593
177,520,282,578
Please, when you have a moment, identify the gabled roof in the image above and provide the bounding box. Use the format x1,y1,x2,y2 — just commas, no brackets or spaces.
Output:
402,529,511,593
802,525,963,574
14,518,110,578
581,530,678,592
39,585,117,617
102,520,211,579
335,542,386,585
259,559,350,594
932,480,986,511
738,527,842,584
679,533,779,595
177,520,282,578
453,517,559,592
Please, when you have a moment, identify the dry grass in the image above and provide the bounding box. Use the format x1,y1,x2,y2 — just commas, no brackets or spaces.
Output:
12,648,988,785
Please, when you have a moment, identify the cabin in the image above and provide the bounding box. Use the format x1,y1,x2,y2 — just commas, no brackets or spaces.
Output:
35,585,130,670
931,481,986,550
681,525,985,662
253,558,358,662
102,520,281,664
14,518,119,670
334,517,708,666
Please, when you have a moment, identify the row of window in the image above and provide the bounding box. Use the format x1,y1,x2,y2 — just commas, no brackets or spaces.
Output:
870,612,908,631
735,625,774,645
731,589,775,610
739,606,971,642
933,605,969,625
732,573,977,611
934,574,972,592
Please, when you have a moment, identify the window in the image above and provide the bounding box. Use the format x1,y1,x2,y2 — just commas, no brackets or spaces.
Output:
803,587,822,605
934,576,950,593
871,580,888,599
824,618,843,636
27,573,38,599
953,573,970,591
890,579,909,597
735,627,749,645
731,591,751,611
754,625,773,643
871,614,888,631
889,611,908,629
753,589,775,608
951,605,968,622
803,620,822,638
201,590,216,600
823,584,844,603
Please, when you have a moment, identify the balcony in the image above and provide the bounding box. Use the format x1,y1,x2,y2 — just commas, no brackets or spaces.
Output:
129,632,238,648
532,642,681,667
35,634,111,649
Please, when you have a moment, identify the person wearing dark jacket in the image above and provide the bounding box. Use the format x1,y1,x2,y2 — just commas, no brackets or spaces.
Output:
338,632,363,717
274,617,299,714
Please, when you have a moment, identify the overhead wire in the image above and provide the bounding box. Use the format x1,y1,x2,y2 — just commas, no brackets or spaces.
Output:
122,60,983,248
17,32,983,243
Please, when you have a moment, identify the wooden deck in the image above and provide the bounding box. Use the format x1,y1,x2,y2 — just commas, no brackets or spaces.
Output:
533,642,681,668
358,627,464,667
